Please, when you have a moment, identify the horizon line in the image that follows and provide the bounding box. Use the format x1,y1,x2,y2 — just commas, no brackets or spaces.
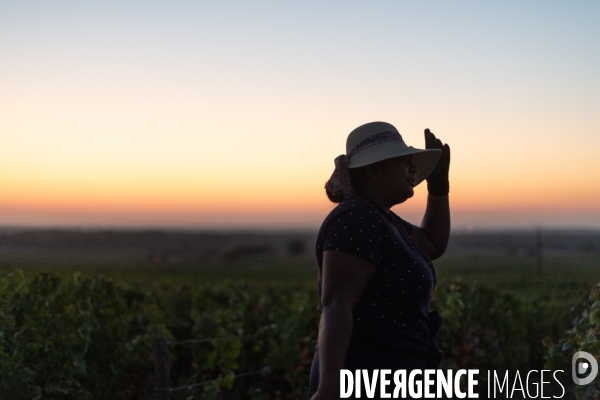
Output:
2,224,600,234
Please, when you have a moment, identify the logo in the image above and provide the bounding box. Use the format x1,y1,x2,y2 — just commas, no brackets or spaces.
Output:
572,351,598,386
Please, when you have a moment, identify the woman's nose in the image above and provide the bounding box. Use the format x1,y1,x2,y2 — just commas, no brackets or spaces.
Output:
408,162,417,173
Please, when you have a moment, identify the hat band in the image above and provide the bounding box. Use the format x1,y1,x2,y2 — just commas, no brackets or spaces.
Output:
348,131,402,157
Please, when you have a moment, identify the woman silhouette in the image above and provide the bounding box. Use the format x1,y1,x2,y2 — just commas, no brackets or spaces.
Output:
309,122,451,399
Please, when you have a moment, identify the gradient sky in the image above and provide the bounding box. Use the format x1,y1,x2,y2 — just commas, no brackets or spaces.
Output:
1,1,599,230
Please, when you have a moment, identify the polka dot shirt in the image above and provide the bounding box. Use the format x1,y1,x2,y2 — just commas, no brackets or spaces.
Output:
315,196,437,357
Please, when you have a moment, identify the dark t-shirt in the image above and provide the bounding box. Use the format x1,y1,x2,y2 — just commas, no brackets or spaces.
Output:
315,196,437,358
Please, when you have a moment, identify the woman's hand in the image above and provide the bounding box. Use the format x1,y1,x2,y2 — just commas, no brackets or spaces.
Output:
424,128,450,196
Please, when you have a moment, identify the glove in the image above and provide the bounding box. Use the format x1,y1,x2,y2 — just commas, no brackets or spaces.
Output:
424,128,450,196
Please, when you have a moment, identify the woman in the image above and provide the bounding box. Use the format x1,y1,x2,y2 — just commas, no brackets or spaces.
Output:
309,121,451,400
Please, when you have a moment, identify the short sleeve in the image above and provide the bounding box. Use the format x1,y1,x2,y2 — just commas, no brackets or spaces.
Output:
322,205,383,266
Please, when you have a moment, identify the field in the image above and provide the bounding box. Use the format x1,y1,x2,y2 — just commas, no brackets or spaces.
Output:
2,229,599,300
0,229,599,399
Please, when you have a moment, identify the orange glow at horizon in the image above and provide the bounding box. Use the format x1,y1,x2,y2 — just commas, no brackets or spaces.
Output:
4,166,599,210
3,173,600,229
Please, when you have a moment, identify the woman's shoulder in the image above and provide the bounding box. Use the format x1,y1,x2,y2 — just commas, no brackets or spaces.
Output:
317,197,388,242
321,196,381,224
316,197,387,265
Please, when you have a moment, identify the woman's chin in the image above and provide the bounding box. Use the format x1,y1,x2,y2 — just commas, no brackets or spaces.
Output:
395,191,414,205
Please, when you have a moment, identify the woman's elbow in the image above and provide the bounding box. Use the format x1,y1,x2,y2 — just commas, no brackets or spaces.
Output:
427,244,447,260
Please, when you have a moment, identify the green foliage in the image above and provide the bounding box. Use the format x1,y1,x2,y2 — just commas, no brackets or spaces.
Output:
162,281,319,399
0,269,595,400
545,284,600,400
433,279,529,370
0,271,159,399
432,279,571,372
0,272,319,399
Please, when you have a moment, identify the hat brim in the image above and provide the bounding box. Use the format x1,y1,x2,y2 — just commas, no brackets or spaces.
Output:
348,142,441,186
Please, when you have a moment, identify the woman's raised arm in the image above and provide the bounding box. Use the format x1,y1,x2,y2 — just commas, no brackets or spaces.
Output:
411,194,450,260
410,129,451,260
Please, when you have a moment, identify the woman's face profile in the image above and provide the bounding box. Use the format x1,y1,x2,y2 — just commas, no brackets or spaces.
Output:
381,155,418,205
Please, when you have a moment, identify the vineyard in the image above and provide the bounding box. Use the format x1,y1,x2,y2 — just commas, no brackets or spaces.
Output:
0,251,599,399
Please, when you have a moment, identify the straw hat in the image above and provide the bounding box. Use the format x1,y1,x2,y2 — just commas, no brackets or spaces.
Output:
346,121,441,186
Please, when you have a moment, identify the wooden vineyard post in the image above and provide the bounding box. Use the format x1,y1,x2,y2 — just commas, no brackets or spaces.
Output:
154,335,171,400
536,228,542,273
